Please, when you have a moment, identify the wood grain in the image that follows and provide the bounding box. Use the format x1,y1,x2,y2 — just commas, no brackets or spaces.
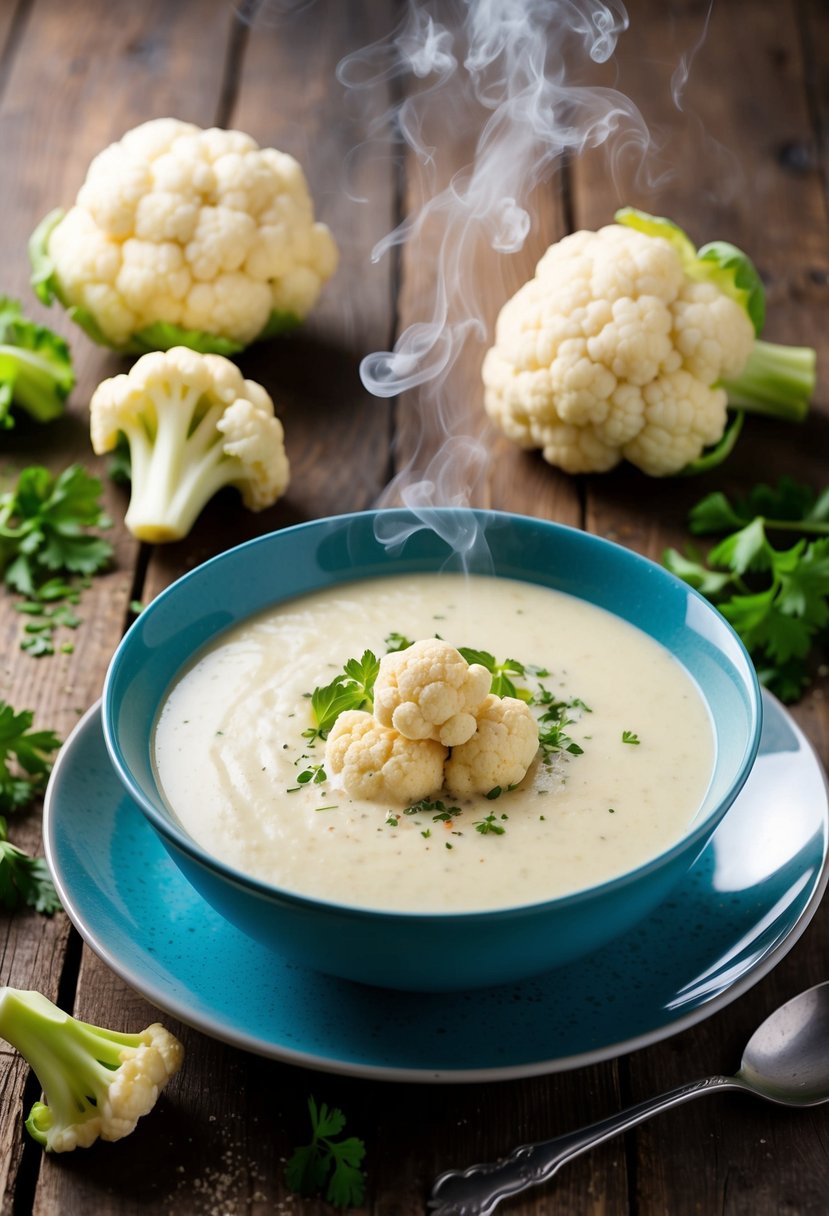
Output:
572,2,829,1212
0,1,826,1213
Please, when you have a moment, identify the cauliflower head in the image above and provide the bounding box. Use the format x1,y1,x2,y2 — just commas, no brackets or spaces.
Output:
325,710,447,804
373,639,492,747
30,118,339,354
444,694,538,796
90,346,290,542
483,216,760,476
484,208,815,477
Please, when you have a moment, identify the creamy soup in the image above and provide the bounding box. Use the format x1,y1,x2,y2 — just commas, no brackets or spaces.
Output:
153,574,714,912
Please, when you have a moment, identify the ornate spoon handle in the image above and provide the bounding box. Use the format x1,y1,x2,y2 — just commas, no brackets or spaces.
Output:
428,1075,744,1216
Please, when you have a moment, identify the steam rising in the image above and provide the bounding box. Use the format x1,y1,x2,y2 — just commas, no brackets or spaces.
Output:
334,0,653,547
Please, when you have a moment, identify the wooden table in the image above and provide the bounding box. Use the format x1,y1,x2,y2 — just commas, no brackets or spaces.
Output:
1,0,827,1211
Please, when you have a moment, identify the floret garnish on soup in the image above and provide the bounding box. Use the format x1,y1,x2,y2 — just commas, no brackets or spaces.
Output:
153,573,715,913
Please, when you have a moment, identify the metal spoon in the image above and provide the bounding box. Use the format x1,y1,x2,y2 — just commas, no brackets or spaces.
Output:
428,980,829,1216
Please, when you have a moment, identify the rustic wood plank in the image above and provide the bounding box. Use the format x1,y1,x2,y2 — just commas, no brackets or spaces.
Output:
0,0,240,1212
390,108,581,525
141,0,399,604
571,2,829,1212
0,0,28,84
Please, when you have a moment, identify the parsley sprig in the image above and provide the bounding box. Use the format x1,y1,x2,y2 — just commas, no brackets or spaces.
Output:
0,465,113,657
0,701,61,812
534,692,588,760
664,477,829,701
285,1096,366,1208
0,817,60,914
457,648,532,700
0,702,61,915
304,650,380,742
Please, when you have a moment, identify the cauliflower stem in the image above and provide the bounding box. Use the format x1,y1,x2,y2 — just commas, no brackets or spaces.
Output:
0,986,183,1152
721,338,816,421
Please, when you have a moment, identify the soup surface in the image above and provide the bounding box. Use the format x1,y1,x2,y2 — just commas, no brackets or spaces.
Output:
153,573,714,912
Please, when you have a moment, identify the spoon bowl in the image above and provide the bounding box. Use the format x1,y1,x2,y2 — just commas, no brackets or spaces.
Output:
739,981,829,1105
429,981,829,1215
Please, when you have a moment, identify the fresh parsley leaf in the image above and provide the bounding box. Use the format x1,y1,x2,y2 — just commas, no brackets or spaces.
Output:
305,651,380,741
621,731,641,745
285,1096,366,1208
665,478,829,702
342,650,380,703
0,464,112,656
0,703,60,812
0,817,60,914
457,647,531,700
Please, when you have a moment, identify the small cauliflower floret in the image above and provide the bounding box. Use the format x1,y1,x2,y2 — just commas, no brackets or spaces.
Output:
444,694,539,797
325,710,446,804
29,117,339,354
483,208,815,476
373,640,492,747
89,346,289,542
0,987,183,1153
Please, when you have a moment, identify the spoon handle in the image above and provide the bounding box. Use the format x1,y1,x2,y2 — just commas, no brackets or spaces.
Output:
428,1074,743,1215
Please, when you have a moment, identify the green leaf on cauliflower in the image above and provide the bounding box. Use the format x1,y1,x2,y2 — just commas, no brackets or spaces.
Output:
615,207,765,335
0,297,74,429
129,322,244,358
697,240,766,335
680,411,744,477
28,209,65,309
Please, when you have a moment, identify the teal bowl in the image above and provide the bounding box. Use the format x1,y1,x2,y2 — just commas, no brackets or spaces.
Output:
102,509,762,991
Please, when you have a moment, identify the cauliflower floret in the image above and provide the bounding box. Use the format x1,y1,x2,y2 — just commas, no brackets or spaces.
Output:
444,694,539,797
31,117,339,353
0,987,183,1154
373,640,492,747
325,710,446,804
483,214,770,476
90,346,289,542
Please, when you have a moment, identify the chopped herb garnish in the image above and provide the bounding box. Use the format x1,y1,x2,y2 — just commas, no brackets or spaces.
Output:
474,813,506,836
385,814,399,827
485,786,502,800
622,731,641,745
385,631,413,653
421,829,431,839
297,763,327,785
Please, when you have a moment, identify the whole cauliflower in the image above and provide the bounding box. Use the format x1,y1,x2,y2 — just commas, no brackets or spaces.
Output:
90,346,290,542
483,208,815,476
373,639,492,747
325,710,447,804
30,118,339,355
444,694,539,797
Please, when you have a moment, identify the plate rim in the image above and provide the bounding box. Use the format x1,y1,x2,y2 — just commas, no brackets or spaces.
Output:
44,694,829,1084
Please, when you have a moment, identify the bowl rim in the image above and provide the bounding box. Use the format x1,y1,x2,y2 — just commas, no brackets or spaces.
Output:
102,507,764,923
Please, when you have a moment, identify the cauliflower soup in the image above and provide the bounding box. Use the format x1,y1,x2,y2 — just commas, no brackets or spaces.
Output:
153,573,715,913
